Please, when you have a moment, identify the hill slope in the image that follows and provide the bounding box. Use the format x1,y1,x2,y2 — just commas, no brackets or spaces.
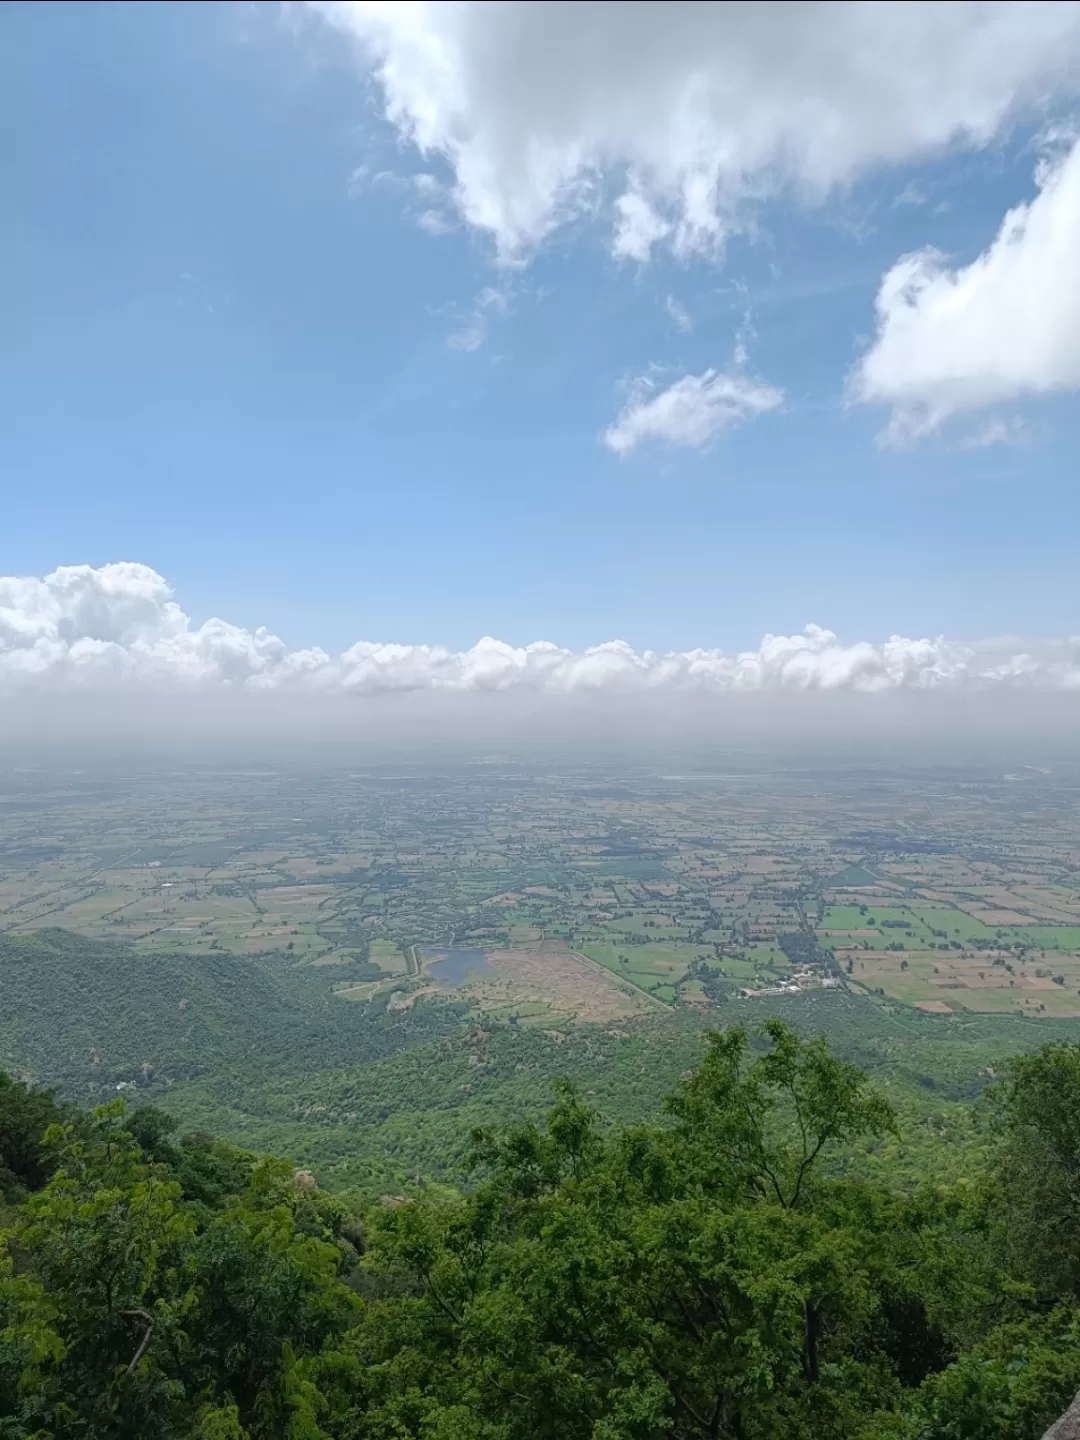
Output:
0,928,465,1100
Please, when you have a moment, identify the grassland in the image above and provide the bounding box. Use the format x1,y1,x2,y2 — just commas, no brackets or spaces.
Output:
580,940,694,1004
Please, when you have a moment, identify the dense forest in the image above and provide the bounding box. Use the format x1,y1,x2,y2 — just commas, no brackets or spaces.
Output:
3,1019,1080,1438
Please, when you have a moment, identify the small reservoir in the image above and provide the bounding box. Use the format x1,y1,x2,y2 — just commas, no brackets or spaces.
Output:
423,947,490,987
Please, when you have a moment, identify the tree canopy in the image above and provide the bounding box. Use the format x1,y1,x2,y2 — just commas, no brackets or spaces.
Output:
1,1023,1080,1440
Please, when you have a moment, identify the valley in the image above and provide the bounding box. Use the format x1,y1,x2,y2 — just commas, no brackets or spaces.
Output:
3,750,1080,1193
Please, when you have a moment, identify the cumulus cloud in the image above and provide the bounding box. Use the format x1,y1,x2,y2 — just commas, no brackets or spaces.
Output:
0,564,330,691
852,136,1080,441
3,563,1080,698
603,369,784,455
308,1,1080,262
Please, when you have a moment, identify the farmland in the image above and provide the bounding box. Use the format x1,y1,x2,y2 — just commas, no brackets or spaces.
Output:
814,860,1080,1015
4,750,1080,1030
4,746,1080,1189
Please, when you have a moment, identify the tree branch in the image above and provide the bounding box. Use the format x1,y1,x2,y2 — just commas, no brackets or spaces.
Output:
739,1098,787,1208
801,1299,820,1386
668,1381,717,1434
420,1271,464,1327
120,1308,155,1377
790,1134,828,1210
481,1370,532,1405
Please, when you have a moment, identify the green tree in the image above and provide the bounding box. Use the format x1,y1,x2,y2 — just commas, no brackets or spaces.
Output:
180,1159,357,1437
1,1104,358,1439
987,1042,1080,1300
666,1019,897,1210
864,1306,1080,1440
6,1027,1080,1440
345,1024,908,1440
0,1072,66,1198
12,1101,198,1437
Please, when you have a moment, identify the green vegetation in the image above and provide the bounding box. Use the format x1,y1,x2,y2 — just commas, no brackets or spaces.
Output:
5,756,1080,1027
6,759,1080,1430
580,941,692,1003
5,1022,1080,1438
9,926,1080,1195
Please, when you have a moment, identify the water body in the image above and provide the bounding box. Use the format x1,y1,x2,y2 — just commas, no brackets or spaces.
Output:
423,947,490,987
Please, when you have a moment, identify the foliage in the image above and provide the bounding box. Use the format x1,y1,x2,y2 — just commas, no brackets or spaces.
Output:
986,1042,1080,1303
338,1034,905,1440
864,1307,1080,1440
8,926,1080,1200
0,928,469,1103
2,1023,1080,1437
0,1073,66,1198
0,1103,360,1438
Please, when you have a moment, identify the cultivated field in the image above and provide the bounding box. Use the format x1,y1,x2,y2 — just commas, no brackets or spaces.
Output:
4,752,1080,1025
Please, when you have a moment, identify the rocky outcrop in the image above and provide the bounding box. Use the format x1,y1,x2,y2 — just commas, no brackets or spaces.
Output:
1044,1392,1080,1440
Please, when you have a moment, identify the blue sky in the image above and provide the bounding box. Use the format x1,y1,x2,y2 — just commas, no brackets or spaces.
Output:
2,0,1079,661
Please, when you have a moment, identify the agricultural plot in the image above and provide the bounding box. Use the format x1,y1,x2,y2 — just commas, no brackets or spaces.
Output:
580,941,698,1005
841,945,1080,1017
4,752,1080,1029
744,942,790,969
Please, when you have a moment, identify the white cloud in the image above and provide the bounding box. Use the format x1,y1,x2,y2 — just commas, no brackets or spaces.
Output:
603,369,784,455
892,181,929,208
308,1,1080,262
348,164,459,233
416,208,457,236
613,189,672,262
446,283,512,350
0,564,330,690
957,416,1031,449
4,562,1080,696
664,296,693,333
852,136,1080,441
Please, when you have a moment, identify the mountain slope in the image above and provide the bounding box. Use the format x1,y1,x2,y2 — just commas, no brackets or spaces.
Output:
0,928,464,1099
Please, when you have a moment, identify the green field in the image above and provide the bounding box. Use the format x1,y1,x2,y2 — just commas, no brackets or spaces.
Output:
581,941,695,1003
819,902,1080,957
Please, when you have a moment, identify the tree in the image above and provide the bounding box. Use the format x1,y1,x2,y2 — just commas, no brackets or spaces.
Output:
13,1101,198,1437
179,1158,357,1435
347,1024,905,1440
666,1018,896,1210
987,1042,1080,1300
864,1307,1080,1440
2,1103,357,1439
0,1072,66,1197
8,1028,1080,1440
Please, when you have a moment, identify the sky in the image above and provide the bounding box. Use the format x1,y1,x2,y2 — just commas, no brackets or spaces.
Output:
2,0,1080,703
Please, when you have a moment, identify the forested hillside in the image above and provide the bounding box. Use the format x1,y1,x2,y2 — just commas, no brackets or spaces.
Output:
3,1020,1080,1439
0,929,469,1096
6,929,1080,1195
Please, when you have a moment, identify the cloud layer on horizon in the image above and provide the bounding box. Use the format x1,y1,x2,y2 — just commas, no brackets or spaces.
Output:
3,563,1080,698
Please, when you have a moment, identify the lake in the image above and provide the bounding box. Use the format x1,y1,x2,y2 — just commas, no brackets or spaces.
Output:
423,947,491,987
